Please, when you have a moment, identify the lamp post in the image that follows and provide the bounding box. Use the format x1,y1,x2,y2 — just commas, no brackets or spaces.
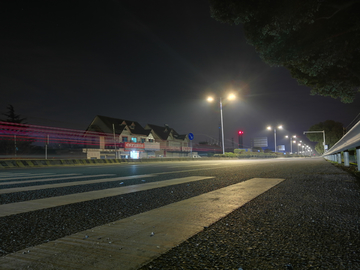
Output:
267,125,283,152
303,130,326,153
207,94,236,155
285,135,296,154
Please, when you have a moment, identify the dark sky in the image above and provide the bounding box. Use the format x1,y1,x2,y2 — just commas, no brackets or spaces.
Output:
1,0,360,150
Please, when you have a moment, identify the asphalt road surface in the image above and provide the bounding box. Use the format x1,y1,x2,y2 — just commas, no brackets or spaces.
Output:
0,157,359,269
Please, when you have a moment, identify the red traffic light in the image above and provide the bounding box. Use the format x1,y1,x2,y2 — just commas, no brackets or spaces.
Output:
238,130,244,135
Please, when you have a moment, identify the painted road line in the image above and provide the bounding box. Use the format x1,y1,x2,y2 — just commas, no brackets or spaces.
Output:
0,176,213,217
0,173,77,182
0,173,33,177
0,174,155,194
0,174,116,185
0,178,284,270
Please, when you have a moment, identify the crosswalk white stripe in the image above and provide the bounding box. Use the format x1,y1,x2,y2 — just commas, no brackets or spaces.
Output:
0,173,33,176
0,174,115,185
0,173,75,181
0,178,285,270
0,174,156,194
0,176,214,217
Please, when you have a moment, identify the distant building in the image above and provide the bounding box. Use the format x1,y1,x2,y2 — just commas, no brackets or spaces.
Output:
84,115,190,159
145,124,191,157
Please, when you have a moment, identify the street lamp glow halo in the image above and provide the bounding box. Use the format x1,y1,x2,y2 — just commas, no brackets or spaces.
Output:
207,96,214,102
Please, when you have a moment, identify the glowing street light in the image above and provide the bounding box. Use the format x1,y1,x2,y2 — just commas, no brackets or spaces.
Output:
207,93,236,154
267,125,283,152
285,135,296,154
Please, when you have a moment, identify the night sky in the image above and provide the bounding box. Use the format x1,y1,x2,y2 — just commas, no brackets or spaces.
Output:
1,0,360,150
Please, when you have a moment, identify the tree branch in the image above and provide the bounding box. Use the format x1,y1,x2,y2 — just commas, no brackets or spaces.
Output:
316,1,359,20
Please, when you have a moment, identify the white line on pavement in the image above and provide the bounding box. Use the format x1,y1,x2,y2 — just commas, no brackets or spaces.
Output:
0,174,156,194
0,174,115,185
0,178,284,270
0,176,214,217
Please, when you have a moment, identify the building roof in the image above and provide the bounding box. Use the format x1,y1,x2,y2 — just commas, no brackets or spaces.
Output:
86,115,151,136
145,124,187,141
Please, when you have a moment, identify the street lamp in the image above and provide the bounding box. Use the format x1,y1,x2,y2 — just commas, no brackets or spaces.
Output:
207,93,236,154
267,125,283,152
303,130,326,153
285,135,296,154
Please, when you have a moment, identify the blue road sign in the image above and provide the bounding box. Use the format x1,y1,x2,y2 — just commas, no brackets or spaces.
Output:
188,133,194,140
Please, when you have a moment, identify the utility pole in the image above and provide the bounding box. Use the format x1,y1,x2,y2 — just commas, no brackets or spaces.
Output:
45,135,49,159
112,124,117,159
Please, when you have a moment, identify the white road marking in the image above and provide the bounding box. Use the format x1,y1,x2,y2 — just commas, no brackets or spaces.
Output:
0,174,115,185
0,173,61,181
0,174,156,194
0,178,284,270
0,176,214,217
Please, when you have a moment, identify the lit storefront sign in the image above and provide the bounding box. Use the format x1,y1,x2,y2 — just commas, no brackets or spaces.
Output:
119,142,145,149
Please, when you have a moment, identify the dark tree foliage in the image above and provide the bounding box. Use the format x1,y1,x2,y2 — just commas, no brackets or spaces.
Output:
0,105,33,155
306,120,344,154
210,0,360,103
1,104,27,123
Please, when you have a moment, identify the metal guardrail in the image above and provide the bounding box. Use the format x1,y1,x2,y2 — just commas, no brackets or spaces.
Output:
323,120,360,171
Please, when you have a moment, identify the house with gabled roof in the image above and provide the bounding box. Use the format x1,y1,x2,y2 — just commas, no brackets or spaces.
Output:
84,115,159,159
145,124,191,157
83,115,192,159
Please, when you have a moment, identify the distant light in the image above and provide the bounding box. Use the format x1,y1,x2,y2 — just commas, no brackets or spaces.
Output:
227,94,236,100
278,125,283,129
267,126,272,130
207,96,214,102
238,130,244,135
